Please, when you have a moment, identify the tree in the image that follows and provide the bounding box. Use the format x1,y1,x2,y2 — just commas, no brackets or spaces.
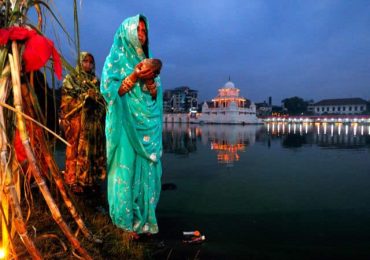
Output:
281,96,308,115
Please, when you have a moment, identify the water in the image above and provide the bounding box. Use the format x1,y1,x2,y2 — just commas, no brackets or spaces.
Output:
158,123,370,259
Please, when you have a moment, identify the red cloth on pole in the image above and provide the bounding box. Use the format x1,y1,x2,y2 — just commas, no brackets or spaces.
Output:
14,129,27,163
0,27,62,79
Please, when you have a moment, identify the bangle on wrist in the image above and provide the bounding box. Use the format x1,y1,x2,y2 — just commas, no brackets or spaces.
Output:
124,76,135,88
118,76,136,95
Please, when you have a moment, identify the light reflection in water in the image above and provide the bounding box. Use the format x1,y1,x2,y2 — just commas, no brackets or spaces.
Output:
202,125,256,166
160,122,370,258
163,123,370,166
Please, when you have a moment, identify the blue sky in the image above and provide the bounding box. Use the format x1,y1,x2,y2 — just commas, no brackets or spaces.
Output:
50,0,370,104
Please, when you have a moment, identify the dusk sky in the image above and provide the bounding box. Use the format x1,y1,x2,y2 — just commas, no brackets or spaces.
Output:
51,0,370,104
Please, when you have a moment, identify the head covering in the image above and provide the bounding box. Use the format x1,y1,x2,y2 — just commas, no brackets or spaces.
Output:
79,51,96,75
100,14,163,162
62,51,99,98
100,14,163,234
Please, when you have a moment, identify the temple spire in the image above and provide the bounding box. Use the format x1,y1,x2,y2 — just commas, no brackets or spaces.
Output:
228,75,231,81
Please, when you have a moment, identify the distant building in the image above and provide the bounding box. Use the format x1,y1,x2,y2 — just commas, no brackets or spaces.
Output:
312,98,369,115
306,100,315,115
163,86,198,113
255,101,272,116
197,80,260,124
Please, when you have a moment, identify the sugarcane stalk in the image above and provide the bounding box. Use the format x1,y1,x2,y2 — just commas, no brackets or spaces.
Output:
0,101,70,147
33,3,43,31
0,65,42,259
3,168,43,260
0,65,10,260
21,82,101,243
9,41,92,259
1,198,9,259
63,99,85,119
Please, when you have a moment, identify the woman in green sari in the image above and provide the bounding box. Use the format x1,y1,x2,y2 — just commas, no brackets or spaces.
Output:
60,52,107,193
100,14,163,235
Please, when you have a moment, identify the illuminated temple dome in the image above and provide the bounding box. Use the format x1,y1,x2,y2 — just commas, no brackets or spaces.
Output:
196,79,261,124
213,80,246,107
223,80,235,89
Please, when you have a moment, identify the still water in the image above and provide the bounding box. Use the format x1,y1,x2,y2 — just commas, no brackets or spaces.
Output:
158,123,370,259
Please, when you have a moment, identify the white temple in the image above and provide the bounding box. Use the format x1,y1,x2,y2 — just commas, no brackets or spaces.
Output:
195,80,261,124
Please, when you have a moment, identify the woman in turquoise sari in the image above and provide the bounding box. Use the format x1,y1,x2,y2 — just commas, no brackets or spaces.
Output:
100,14,163,235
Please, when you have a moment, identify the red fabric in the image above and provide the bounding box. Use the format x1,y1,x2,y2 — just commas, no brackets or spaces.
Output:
0,29,10,44
14,130,27,163
0,27,62,80
9,27,35,40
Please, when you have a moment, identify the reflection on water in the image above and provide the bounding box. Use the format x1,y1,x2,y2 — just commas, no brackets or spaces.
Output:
163,122,370,165
160,123,370,259
266,122,370,149
202,125,259,166
162,124,200,154
163,124,262,166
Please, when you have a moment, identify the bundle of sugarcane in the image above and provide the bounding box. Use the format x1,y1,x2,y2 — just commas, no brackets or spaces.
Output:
0,1,101,259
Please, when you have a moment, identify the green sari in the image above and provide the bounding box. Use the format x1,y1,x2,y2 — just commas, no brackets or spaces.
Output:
60,52,106,189
100,14,163,234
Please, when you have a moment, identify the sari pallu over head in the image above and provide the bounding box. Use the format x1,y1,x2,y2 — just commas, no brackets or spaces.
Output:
100,14,163,166
62,52,99,98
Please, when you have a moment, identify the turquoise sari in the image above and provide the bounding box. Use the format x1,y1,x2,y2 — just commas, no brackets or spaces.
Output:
100,14,163,234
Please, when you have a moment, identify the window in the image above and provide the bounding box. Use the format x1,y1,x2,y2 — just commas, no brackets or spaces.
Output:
349,106,352,111
338,107,341,111
354,106,358,111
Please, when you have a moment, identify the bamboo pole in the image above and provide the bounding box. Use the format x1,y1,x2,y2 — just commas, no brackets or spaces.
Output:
9,41,92,259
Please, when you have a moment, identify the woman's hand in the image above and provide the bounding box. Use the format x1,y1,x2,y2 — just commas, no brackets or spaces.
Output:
145,79,157,100
134,62,156,80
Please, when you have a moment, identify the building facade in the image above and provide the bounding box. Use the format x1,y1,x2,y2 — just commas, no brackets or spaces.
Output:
312,98,369,115
163,86,198,113
197,80,261,124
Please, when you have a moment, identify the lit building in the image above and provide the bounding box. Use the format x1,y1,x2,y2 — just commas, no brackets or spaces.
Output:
197,80,261,124
312,98,369,115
